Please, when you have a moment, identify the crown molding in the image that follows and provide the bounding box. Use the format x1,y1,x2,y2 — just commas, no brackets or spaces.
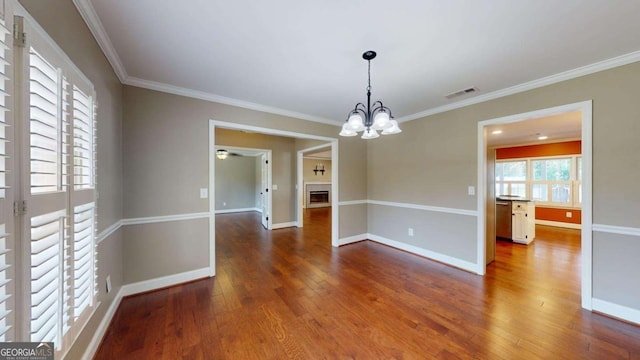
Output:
125,76,341,126
73,0,640,128
72,0,128,82
395,50,640,123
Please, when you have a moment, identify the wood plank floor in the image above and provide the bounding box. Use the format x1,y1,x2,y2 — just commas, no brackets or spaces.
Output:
95,208,640,359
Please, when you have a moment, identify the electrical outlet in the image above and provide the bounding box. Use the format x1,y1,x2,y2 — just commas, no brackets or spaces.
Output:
273,184,278,190
106,275,112,294
223,202,227,207
199,188,208,199
566,211,572,218
468,186,475,196
408,228,414,236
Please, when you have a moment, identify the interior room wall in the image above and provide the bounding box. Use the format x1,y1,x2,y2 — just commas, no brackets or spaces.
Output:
215,155,258,211
303,158,332,182
121,84,366,288
18,1,124,358
367,61,640,314
215,128,295,224
495,140,582,225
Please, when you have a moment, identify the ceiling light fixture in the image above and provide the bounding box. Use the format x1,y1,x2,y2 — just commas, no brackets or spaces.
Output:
492,130,503,135
339,50,401,139
216,149,229,160
537,135,548,140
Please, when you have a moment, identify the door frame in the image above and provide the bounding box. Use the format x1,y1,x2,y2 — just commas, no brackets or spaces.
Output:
476,100,593,310
209,120,339,277
212,145,272,228
296,143,332,229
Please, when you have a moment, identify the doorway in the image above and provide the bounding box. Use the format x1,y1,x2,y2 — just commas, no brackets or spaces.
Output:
296,143,333,229
213,145,272,229
476,100,593,310
208,120,339,276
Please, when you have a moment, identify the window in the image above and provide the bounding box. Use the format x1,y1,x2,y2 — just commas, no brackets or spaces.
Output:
495,160,527,197
496,155,581,208
1,9,98,356
531,158,572,204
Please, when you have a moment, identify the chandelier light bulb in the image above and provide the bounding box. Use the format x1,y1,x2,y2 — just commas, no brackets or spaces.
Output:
361,128,380,139
347,111,365,131
381,119,402,135
372,110,391,130
339,123,358,136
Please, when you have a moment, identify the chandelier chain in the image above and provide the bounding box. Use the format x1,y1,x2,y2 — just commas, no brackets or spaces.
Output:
367,59,372,92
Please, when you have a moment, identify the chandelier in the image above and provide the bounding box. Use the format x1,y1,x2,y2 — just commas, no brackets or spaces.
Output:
339,50,401,139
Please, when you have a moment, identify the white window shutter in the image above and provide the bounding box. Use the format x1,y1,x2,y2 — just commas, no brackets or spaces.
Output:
72,86,94,190
29,210,66,344
29,47,62,194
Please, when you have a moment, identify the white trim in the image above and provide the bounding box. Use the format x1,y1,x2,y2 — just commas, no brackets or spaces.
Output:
477,100,593,309
536,220,582,230
215,208,259,214
208,121,216,277
296,143,332,228
338,200,368,206
396,51,640,123
212,120,336,142
120,267,211,297
121,212,212,226
72,0,127,82
593,224,640,237
271,222,297,230
338,234,367,246
81,290,123,360
592,298,640,325
96,220,122,244
368,200,477,217
368,234,478,274
128,77,340,126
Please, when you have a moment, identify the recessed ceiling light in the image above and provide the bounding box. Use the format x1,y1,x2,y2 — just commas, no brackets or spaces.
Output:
537,135,548,140
491,130,503,135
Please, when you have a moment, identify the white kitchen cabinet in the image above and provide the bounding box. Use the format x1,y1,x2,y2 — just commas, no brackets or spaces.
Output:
512,200,535,244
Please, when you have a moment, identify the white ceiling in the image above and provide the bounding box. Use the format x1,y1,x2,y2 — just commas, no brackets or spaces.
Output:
486,111,582,148
77,0,640,126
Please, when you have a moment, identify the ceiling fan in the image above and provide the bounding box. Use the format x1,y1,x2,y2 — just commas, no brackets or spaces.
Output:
216,149,244,159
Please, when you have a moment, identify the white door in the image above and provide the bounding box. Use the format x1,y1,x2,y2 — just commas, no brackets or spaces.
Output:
260,154,268,229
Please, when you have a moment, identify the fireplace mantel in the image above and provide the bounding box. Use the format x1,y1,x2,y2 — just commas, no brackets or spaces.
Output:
304,182,331,208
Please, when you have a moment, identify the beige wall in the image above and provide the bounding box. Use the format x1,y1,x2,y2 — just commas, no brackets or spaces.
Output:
215,128,296,223
215,155,257,211
19,1,125,358
367,61,640,310
121,84,368,281
303,158,332,182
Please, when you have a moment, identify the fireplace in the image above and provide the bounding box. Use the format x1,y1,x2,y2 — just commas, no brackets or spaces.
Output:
305,183,331,208
309,190,329,204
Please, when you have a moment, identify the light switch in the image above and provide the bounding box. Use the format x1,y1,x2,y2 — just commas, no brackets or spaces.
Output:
273,184,278,190
468,186,475,195
200,188,208,198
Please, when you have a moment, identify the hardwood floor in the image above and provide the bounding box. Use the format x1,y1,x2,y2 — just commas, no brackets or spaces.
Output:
95,209,640,359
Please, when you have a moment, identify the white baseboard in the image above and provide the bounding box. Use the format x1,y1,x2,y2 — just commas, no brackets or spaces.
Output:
215,208,259,214
592,298,640,325
338,233,368,246
536,219,582,230
81,288,124,360
120,267,211,297
368,233,479,274
272,221,297,229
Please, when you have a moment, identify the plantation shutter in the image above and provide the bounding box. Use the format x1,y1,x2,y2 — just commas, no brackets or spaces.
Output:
0,10,14,342
19,14,98,352
69,67,97,329
24,25,69,349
